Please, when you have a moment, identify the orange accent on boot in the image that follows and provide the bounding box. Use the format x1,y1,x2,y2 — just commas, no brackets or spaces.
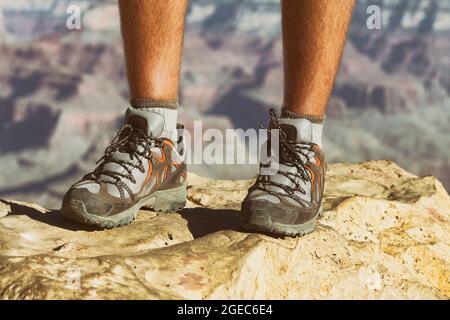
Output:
154,147,167,163
315,156,321,167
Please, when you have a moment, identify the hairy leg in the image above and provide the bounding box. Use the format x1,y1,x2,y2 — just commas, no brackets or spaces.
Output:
118,0,188,101
282,0,355,117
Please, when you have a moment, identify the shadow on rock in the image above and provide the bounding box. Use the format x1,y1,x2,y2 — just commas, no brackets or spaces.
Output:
180,207,242,238
0,199,100,232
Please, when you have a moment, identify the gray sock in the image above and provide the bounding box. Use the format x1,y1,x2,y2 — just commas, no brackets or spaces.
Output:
130,98,178,110
281,108,325,124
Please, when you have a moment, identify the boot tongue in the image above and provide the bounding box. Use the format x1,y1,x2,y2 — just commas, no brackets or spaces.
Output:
124,107,164,137
278,123,298,141
271,117,303,142
276,118,323,147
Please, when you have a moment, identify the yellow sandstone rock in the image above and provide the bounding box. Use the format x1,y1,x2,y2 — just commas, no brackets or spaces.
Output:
0,160,448,299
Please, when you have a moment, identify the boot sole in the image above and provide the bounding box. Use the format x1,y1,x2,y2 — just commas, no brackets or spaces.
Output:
239,204,323,237
61,184,186,229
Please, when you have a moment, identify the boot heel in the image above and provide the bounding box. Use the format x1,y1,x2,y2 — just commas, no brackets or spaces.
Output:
148,184,186,212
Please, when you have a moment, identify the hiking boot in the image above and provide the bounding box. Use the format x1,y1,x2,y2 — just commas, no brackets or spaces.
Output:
240,109,326,237
61,107,186,228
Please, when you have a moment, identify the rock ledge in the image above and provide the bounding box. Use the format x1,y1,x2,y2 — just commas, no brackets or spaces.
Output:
0,160,449,299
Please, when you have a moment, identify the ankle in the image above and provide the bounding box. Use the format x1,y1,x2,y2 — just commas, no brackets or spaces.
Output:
125,102,178,142
279,108,324,149
281,108,324,124
130,98,178,110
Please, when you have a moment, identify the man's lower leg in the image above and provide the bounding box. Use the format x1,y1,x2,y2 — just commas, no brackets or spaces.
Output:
119,0,187,102
281,0,355,118
119,0,188,140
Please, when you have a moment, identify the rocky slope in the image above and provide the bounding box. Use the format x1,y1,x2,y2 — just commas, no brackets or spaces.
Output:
0,160,449,299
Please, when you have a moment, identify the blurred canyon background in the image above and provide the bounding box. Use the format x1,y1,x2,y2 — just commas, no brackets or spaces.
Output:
0,0,449,208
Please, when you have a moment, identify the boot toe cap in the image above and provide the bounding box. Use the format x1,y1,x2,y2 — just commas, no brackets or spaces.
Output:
62,187,113,218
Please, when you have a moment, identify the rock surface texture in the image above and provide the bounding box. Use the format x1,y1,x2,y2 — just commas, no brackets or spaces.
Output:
0,160,449,299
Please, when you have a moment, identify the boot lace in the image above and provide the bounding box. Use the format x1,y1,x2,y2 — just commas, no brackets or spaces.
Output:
254,109,314,202
82,124,161,199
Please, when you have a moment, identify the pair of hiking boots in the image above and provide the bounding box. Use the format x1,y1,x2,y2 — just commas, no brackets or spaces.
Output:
61,107,325,237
